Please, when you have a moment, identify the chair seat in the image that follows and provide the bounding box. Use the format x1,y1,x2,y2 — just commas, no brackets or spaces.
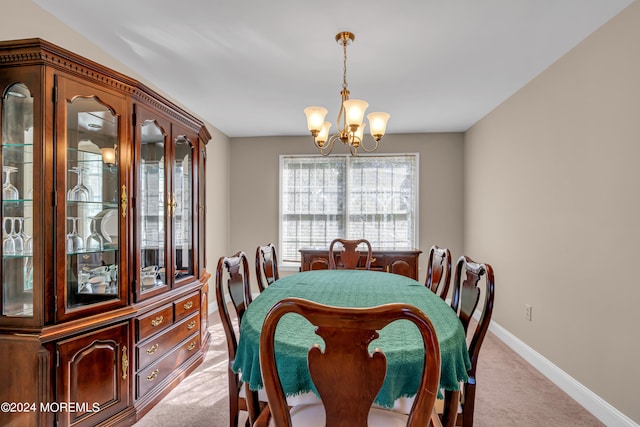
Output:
239,383,269,402
268,402,409,427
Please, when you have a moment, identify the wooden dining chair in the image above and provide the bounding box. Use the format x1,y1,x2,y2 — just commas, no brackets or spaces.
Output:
215,251,265,427
328,238,373,270
440,256,495,427
255,297,443,427
256,243,280,292
425,245,452,301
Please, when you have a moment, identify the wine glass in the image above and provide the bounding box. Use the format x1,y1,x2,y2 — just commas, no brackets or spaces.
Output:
66,217,83,253
2,166,19,200
3,217,16,255
12,217,24,254
85,216,104,251
108,265,118,293
23,258,33,290
20,217,32,254
67,167,91,201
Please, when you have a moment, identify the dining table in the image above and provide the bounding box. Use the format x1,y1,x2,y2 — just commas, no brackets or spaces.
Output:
232,269,471,412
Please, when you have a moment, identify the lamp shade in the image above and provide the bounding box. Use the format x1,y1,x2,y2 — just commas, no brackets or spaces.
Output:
100,147,116,165
354,122,366,142
304,106,328,134
316,121,332,145
343,99,368,127
367,112,390,139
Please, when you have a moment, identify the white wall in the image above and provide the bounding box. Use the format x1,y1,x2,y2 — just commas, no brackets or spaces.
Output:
465,1,640,423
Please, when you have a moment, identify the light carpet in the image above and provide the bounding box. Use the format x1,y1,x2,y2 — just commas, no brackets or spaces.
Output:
134,312,604,427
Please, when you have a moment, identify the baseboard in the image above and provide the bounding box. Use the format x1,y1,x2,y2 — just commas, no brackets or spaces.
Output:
487,318,637,427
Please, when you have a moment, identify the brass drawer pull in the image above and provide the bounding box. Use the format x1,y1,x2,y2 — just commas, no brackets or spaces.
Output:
187,321,196,330
147,369,159,381
146,344,159,355
183,301,193,310
187,342,196,351
122,346,128,380
150,316,164,327
121,185,128,218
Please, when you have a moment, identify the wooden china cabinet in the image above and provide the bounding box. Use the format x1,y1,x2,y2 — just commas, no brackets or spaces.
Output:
0,39,211,426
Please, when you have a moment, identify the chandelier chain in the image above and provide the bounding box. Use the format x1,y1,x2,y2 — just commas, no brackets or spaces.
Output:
342,39,348,91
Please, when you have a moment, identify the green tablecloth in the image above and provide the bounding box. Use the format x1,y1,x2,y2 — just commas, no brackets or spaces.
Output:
232,270,471,408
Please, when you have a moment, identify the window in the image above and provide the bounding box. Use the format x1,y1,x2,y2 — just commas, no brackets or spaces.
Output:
280,154,418,263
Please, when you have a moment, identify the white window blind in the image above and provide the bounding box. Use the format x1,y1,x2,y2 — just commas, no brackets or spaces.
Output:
280,154,418,263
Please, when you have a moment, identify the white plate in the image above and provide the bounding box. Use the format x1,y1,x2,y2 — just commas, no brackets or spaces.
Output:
92,209,118,243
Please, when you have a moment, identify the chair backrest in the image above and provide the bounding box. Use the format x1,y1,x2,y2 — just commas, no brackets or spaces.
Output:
259,297,441,427
447,255,495,427
255,243,280,292
215,251,252,372
425,245,452,300
328,238,373,270
215,251,257,426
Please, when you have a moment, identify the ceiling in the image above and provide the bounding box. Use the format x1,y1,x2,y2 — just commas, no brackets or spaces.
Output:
34,0,634,138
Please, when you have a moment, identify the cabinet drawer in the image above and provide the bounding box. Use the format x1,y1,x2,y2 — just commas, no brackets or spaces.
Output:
136,312,201,370
174,291,200,321
369,255,385,271
136,304,174,341
136,333,201,398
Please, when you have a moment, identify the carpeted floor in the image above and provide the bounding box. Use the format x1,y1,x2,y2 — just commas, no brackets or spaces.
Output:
134,311,604,427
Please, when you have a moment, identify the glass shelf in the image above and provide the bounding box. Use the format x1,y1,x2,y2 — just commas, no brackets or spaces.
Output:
2,82,34,318
63,95,120,312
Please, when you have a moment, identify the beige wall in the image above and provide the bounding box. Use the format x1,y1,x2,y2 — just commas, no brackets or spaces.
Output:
229,133,465,292
465,1,640,423
5,0,638,423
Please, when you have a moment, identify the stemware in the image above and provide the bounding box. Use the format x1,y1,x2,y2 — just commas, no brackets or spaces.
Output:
66,217,83,253
12,217,24,254
108,265,118,293
85,216,104,251
23,258,33,290
2,217,15,255
2,166,19,200
67,167,91,201
20,217,32,254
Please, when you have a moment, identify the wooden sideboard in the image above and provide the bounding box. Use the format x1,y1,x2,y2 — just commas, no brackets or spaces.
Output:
299,248,422,280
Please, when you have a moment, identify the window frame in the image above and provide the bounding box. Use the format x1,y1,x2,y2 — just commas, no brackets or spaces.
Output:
279,153,419,266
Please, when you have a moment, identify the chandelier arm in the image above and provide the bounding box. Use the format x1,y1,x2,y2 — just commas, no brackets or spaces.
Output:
358,137,380,153
315,135,341,156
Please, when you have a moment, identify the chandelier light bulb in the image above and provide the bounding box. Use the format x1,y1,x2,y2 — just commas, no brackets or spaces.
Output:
316,121,332,146
354,122,366,142
367,112,391,140
304,106,328,136
343,99,368,128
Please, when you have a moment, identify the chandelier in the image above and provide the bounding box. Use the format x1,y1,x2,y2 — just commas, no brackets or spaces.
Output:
304,32,390,156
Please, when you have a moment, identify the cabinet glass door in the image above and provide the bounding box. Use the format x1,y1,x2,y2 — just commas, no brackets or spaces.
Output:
140,119,167,294
65,96,120,309
173,135,193,282
1,83,34,317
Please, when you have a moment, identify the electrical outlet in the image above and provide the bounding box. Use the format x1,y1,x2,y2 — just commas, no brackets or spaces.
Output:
525,304,532,321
